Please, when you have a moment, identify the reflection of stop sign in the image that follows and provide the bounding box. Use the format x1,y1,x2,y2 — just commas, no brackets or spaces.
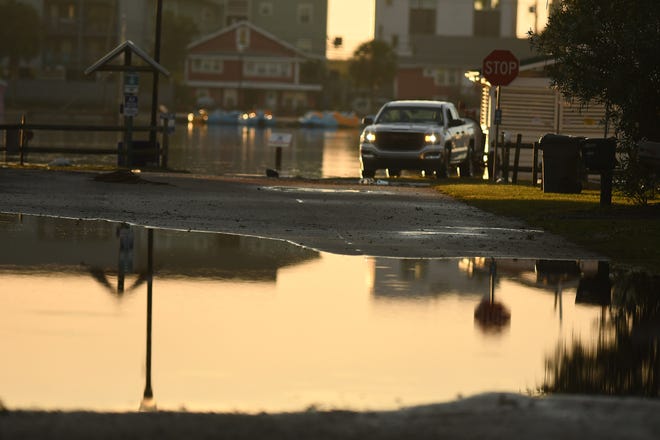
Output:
482,50,519,86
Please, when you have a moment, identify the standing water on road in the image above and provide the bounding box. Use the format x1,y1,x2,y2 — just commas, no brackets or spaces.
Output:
168,125,362,178
9,125,362,179
0,214,657,413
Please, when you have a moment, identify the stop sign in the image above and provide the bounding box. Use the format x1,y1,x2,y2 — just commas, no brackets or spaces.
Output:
482,50,519,86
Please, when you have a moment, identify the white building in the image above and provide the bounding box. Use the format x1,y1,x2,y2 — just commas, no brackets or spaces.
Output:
373,0,553,110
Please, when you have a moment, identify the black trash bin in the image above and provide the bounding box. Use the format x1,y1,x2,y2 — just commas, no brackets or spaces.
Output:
539,134,583,193
4,128,20,154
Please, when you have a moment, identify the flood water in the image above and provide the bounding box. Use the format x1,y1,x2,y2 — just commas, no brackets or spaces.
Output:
13,125,362,179
2,214,656,413
168,125,362,178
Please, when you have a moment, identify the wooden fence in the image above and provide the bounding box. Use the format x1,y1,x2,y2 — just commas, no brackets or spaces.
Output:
0,114,172,168
489,133,541,186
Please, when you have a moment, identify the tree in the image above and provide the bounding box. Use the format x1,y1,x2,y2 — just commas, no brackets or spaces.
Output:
348,40,397,112
159,10,199,110
0,0,41,79
160,10,199,81
529,0,660,204
529,0,660,142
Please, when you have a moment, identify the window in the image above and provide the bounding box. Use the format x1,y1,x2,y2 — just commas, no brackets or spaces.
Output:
474,0,500,10
66,3,76,20
298,4,313,24
378,107,443,124
297,38,313,52
191,57,224,74
424,68,459,86
259,2,273,16
409,1,435,35
236,26,250,51
244,61,292,78
226,0,249,27
473,6,500,36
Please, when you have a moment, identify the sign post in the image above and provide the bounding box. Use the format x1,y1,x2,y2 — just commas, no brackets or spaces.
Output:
482,50,519,182
268,132,293,172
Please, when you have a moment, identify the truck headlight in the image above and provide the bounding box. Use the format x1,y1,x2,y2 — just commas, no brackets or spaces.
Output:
424,132,439,144
361,131,376,143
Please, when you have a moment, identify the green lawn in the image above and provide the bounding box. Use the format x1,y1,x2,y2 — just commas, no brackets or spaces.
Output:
436,179,659,274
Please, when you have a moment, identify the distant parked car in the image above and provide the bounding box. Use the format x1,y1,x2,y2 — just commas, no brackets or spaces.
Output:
359,100,483,178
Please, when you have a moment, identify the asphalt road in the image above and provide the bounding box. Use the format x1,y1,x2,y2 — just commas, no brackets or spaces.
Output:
0,167,601,261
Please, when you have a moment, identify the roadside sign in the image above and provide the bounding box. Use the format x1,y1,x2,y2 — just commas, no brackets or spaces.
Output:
160,112,176,133
124,94,138,117
494,109,502,124
268,132,292,148
124,71,139,94
482,50,519,86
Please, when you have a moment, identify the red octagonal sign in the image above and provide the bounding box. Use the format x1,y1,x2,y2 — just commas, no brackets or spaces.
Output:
482,50,519,86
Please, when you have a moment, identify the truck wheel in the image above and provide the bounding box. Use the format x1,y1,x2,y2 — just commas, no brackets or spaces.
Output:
387,168,401,178
361,168,375,178
434,147,451,178
459,146,474,178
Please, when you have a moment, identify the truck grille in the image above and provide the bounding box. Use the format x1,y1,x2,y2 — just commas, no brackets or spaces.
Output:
375,132,426,151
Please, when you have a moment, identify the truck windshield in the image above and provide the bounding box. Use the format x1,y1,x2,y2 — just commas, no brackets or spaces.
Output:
377,107,443,125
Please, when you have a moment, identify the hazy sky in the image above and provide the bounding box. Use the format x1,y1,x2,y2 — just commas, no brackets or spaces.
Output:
327,0,375,59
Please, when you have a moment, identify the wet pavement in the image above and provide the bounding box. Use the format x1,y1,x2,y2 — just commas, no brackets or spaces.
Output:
1,167,658,439
0,214,623,413
0,168,602,260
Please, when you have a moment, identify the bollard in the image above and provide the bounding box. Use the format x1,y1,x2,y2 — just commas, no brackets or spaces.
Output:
512,134,522,184
275,146,283,171
532,142,539,186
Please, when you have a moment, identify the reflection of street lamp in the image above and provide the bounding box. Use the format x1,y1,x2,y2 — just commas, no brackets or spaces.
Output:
140,228,156,412
474,258,511,333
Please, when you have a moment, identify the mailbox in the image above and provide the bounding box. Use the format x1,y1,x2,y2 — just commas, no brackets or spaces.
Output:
581,138,616,173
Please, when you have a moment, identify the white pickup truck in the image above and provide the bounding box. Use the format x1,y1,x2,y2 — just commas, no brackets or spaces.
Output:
359,100,482,178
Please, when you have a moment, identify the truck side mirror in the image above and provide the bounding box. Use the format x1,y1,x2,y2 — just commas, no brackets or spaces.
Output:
362,116,374,125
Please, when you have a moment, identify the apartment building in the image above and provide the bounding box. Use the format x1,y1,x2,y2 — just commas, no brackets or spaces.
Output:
374,0,543,109
7,0,326,77
4,0,326,113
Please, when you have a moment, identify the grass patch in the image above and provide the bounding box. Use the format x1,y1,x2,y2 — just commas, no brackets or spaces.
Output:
436,179,660,274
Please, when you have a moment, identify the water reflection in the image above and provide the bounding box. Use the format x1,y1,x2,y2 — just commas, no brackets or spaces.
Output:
0,214,657,413
543,269,660,397
2,125,361,178
170,125,361,178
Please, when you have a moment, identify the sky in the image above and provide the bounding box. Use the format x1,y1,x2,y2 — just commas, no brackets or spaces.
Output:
327,0,375,59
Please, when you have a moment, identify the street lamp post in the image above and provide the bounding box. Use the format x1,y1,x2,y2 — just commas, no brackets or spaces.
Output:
149,0,163,155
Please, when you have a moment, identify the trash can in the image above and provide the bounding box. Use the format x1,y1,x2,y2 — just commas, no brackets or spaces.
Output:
539,134,583,193
4,128,20,154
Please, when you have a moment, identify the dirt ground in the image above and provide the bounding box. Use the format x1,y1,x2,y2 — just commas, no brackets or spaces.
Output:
1,167,658,439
